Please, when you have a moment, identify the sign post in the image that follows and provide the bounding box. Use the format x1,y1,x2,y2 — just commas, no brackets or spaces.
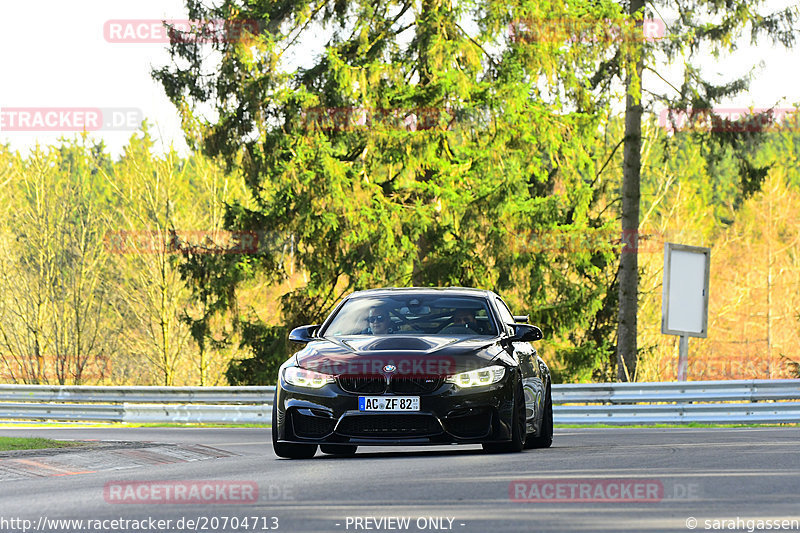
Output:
661,243,710,381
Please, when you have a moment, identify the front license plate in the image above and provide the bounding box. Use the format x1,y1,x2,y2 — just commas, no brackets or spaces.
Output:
358,396,420,411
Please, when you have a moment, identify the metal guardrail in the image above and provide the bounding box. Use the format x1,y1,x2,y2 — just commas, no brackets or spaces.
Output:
0,385,275,424
554,379,800,424
123,404,271,424
552,379,800,404
0,385,274,404
553,402,800,425
0,379,798,425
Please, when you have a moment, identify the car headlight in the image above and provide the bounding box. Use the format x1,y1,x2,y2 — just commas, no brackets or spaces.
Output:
446,365,506,388
283,367,334,388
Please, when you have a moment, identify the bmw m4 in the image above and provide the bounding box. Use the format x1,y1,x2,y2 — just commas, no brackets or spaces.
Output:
272,287,553,458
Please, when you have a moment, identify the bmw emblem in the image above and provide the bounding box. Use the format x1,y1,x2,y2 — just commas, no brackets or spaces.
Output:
383,364,397,373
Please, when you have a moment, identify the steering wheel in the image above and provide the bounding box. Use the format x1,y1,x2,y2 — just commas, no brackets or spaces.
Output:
438,323,478,335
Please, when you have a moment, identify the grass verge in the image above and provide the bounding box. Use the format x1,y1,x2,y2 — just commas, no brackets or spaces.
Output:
0,422,795,430
557,423,798,428
0,436,83,451
0,423,270,429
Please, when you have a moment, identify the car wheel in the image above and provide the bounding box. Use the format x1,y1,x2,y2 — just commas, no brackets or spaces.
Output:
482,381,526,454
525,383,553,449
272,393,318,459
320,444,358,456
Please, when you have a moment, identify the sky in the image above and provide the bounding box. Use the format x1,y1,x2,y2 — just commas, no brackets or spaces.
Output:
0,0,190,155
1,0,799,157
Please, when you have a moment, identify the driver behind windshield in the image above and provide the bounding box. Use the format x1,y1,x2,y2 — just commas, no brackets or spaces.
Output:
440,308,478,334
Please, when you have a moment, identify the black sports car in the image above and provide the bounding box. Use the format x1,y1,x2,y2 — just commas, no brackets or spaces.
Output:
272,287,553,458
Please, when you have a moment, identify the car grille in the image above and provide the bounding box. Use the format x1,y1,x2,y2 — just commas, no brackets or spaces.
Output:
336,414,442,437
390,377,443,394
291,411,336,438
338,376,387,394
338,376,443,394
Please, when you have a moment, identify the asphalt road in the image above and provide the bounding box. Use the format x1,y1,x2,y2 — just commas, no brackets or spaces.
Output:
0,427,798,533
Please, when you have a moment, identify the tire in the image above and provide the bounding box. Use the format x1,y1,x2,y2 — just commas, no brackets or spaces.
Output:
482,381,526,454
525,383,553,449
320,444,358,456
272,393,318,459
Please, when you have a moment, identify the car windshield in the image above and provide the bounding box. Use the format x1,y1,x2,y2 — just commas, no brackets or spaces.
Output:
321,295,498,337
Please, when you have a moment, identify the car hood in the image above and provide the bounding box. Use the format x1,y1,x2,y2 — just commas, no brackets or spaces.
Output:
294,335,505,377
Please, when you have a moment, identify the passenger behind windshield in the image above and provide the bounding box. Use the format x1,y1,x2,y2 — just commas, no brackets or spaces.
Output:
365,306,393,334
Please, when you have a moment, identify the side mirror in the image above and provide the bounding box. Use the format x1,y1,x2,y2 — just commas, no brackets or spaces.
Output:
508,324,543,342
289,325,320,344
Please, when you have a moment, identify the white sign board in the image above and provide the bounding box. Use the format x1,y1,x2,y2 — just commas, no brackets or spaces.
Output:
661,243,710,338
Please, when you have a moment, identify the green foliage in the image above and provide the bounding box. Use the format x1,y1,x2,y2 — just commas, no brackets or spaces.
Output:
638,2,798,205
154,0,636,384
225,323,289,385
0,129,256,385
1,1,794,386
0,138,119,385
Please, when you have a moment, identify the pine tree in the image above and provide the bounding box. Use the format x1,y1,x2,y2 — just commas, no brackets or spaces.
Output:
155,0,628,383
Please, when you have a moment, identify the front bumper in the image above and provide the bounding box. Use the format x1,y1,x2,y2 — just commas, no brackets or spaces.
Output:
274,376,516,445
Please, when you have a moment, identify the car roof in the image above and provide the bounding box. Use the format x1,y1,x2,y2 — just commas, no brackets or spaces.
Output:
347,287,497,299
